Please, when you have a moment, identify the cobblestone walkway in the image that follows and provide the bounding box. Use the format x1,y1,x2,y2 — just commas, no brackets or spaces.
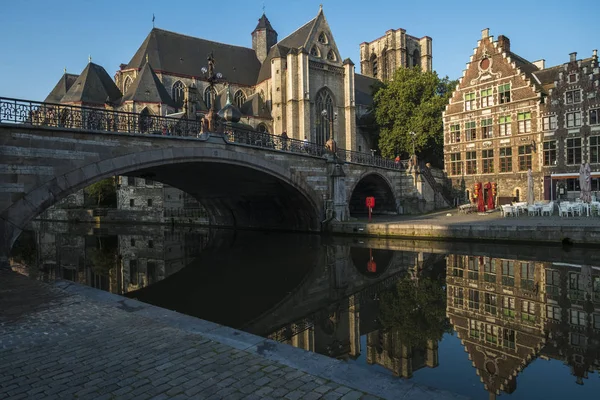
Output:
0,269,464,400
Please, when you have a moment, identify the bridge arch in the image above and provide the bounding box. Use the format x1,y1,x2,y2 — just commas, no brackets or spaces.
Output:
348,172,397,217
1,145,322,252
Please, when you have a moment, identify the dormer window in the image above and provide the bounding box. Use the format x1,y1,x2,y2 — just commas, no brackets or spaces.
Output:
310,46,320,57
327,50,336,62
568,73,578,83
318,32,328,44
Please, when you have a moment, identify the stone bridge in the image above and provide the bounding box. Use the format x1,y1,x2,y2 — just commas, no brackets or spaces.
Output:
0,107,446,261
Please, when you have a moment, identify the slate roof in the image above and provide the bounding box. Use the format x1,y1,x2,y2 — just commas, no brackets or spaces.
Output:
506,51,545,92
533,65,561,92
61,63,122,105
354,74,380,106
257,44,290,83
45,73,79,104
125,28,262,87
277,16,317,49
120,62,176,107
240,93,271,118
253,13,276,33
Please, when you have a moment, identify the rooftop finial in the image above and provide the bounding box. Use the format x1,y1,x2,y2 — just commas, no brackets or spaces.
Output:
319,4,323,11
64,67,67,74
88,55,92,63
152,13,155,28
262,1,265,14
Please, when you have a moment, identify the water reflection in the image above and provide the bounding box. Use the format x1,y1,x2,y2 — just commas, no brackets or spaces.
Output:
9,222,600,399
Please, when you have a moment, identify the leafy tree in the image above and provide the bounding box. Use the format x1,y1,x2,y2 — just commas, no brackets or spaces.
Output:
372,67,457,167
85,178,116,207
378,274,450,347
89,237,117,276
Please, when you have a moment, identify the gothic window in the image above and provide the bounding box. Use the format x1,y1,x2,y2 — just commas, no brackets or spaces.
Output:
371,54,378,77
257,123,268,133
234,90,246,108
310,46,320,57
327,50,336,62
172,81,185,108
204,86,217,109
318,32,328,44
315,89,334,146
123,76,132,94
412,49,420,68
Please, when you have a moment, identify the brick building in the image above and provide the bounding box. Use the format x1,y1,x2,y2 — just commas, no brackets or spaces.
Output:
443,29,599,204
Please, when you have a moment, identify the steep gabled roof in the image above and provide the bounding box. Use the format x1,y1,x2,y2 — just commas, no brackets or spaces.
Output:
354,74,380,106
61,63,122,105
277,17,317,49
126,28,261,87
120,62,176,107
507,50,544,92
44,73,79,104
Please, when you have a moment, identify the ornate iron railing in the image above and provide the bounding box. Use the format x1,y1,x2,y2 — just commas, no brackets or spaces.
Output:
0,97,201,136
0,96,403,171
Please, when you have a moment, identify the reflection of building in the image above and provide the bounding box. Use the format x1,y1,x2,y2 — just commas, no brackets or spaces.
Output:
15,224,209,295
366,331,438,378
542,262,600,385
446,254,546,397
446,254,600,396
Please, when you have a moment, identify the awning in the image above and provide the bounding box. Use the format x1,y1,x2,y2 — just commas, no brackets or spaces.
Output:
550,172,600,180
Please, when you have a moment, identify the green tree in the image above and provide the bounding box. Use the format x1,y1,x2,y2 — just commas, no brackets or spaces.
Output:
373,67,457,167
378,274,450,347
85,178,116,207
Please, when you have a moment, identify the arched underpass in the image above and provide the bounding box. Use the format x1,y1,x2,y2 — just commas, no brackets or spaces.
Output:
349,173,396,217
127,161,320,231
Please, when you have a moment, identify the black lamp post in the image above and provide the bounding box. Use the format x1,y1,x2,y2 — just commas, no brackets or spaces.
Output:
200,52,224,131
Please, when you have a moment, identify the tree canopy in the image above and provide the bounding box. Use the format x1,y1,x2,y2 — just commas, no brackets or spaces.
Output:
85,178,116,207
378,275,450,347
372,67,457,167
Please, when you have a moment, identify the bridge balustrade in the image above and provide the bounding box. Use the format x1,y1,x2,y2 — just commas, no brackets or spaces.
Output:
0,96,406,171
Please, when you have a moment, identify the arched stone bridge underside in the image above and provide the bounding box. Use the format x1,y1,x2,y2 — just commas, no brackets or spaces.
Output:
0,124,431,259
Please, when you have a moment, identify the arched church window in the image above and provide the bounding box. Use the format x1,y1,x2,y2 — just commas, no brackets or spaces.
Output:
310,46,320,58
315,88,334,146
257,123,268,133
412,49,420,68
234,90,246,108
371,54,378,77
172,81,185,108
124,76,132,94
318,32,328,44
327,50,336,62
204,86,217,109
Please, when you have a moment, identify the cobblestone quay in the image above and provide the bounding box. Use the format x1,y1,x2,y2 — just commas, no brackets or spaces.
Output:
0,269,465,400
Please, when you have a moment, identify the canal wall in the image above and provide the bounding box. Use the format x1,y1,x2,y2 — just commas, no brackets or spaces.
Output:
329,218,600,246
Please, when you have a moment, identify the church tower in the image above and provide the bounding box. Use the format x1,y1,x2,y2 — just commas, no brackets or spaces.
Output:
252,13,278,64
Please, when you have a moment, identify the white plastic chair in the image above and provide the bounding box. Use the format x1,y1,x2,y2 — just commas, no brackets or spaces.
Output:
541,202,554,216
501,205,515,217
527,205,538,216
559,203,572,217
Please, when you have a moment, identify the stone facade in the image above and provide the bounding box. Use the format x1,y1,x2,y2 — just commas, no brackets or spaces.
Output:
443,28,599,205
360,29,432,81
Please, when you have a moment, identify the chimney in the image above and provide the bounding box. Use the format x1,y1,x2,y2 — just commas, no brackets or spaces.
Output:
570,52,577,62
533,59,545,70
498,35,510,53
481,28,489,39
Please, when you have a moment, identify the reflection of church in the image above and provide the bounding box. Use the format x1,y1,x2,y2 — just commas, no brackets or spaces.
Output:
446,254,600,397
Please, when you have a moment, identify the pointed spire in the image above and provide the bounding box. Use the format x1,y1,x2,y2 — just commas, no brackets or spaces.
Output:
319,4,323,13
88,55,92,63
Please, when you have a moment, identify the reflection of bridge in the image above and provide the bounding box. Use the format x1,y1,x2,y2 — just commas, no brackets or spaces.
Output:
0,97,448,262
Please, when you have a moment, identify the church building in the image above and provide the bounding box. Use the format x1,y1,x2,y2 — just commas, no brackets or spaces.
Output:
45,6,431,154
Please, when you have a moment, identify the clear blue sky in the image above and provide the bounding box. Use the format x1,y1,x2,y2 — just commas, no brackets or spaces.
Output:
0,0,597,102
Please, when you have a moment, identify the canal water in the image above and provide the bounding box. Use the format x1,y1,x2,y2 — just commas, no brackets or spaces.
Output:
9,221,600,399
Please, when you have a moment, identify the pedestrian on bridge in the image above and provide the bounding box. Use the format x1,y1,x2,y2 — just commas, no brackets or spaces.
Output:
281,131,288,151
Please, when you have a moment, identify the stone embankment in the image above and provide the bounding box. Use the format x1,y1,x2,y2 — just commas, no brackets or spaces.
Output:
330,210,600,245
